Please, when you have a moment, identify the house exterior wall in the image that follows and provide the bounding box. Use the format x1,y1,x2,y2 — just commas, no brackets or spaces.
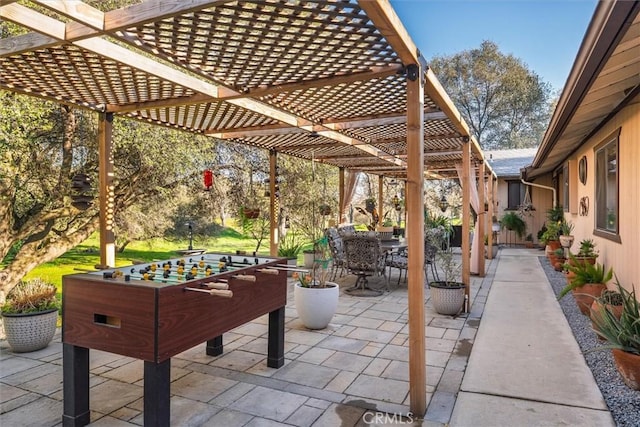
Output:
551,94,639,296
493,176,553,246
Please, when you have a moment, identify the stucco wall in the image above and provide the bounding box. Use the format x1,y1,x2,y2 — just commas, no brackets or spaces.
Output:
559,95,639,296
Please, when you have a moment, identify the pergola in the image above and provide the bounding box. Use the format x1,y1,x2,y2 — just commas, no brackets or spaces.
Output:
0,0,496,416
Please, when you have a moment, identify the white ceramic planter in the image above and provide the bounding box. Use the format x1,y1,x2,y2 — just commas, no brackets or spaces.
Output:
294,282,339,329
559,235,574,249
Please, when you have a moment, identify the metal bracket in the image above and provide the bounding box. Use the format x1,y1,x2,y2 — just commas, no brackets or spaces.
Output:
406,64,419,82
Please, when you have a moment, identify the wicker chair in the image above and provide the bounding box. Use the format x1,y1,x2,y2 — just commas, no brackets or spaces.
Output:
343,235,388,296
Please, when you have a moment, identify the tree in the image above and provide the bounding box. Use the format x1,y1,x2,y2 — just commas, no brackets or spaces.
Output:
0,91,219,297
429,40,553,150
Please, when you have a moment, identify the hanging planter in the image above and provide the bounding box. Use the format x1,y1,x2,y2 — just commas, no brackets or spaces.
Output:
241,207,260,219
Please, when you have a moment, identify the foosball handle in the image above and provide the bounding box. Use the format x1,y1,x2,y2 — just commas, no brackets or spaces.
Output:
206,282,229,290
257,268,279,275
233,274,256,282
210,289,233,298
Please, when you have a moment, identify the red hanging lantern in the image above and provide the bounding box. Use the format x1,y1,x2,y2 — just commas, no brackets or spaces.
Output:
203,169,213,190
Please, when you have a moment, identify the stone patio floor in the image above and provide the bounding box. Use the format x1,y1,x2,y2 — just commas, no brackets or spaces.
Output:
2,248,607,426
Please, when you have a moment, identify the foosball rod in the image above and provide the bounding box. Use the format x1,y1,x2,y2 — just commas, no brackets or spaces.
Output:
184,287,233,298
272,265,310,273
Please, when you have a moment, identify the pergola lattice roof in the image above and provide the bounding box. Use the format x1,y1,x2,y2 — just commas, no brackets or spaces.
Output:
0,0,493,179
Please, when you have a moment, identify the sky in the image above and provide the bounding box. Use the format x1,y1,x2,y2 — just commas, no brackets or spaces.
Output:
390,0,599,92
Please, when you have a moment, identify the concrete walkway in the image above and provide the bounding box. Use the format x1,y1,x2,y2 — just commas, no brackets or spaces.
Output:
0,248,612,426
450,247,614,426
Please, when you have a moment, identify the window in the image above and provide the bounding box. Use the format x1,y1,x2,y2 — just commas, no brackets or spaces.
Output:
506,180,527,210
595,130,619,239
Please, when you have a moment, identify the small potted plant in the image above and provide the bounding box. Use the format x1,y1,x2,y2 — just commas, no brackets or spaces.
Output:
590,281,640,390
524,233,534,248
559,255,613,315
572,238,598,265
1,278,60,352
427,232,465,316
552,248,566,271
590,288,624,340
559,221,575,249
293,237,339,329
483,235,498,258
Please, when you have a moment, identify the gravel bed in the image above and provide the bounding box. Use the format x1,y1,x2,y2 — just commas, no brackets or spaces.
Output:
539,256,640,427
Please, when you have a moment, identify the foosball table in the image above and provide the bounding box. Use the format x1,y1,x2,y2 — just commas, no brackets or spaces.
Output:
62,253,289,427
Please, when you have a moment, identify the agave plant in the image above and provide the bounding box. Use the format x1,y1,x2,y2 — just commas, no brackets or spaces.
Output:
558,254,613,300
590,282,640,355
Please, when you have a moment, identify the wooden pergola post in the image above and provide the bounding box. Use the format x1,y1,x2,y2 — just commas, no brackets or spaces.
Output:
378,175,384,227
461,140,471,312
487,172,495,260
406,63,426,416
269,150,278,257
97,112,115,269
339,167,345,224
477,162,486,276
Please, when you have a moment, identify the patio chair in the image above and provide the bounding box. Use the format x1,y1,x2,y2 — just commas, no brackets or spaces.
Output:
324,227,347,280
342,235,388,296
385,240,439,286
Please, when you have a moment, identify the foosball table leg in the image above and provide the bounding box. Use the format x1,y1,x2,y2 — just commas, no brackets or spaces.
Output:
62,344,90,427
267,306,285,368
206,335,223,356
144,359,170,427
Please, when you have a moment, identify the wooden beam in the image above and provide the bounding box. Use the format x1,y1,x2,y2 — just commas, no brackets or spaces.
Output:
0,3,66,39
269,150,278,257
229,65,404,100
405,63,426,417
487,175,495,260
339,168,345,223
461,141,471,312
378,175,384,227
477,164,486,277
358,0,420,65
31,0,104,31
424,67,471,138
97,113,115,269
0,32,60,57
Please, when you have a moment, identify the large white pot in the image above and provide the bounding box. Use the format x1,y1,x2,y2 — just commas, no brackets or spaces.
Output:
294,282,339,329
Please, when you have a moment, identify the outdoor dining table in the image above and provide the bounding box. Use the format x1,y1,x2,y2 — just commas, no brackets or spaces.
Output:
380,239,408,253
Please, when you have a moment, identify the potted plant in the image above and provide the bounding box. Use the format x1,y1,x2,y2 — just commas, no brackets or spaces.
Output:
483,235,498,258
559,256,613,315
590,288,624,340
293,237,339,329
1,278,60,352
572,238,599,265
499,211,526,239
541,221,561,256
524,233,534,248
590,281,640,390
277,232,305,273
428,232,465,316
559,221,575,249
376,219,394,240
551,248,566,271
